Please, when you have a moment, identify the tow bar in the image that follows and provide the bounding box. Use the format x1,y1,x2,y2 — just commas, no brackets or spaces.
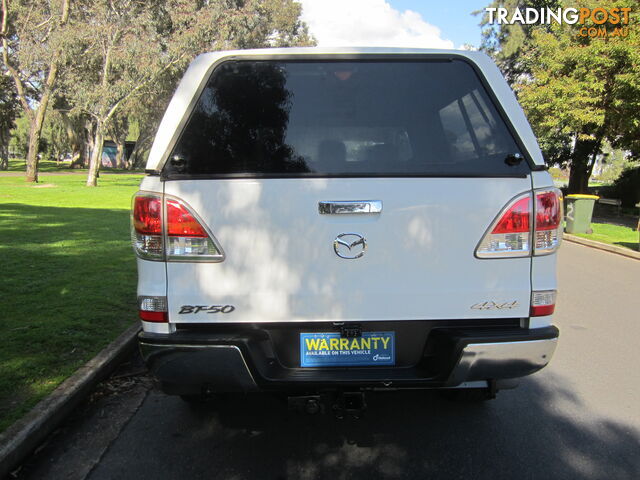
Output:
288,391,367,418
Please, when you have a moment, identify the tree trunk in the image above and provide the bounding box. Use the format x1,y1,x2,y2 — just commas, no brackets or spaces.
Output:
59,110,83,168
0,126,8,170
568,138,599,194
25,116,44,182
568,162,589,193
128,129,154,170
2,0,70,182
86,122,104,187
115,138,126,168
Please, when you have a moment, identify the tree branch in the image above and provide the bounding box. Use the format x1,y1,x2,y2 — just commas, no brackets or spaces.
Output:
103,52,186,125
1,0,33,120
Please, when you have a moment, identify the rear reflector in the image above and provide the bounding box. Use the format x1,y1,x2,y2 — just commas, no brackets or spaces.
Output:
139,310,168,322
138,295,168,323
476,188,563,258
530,290,556,317
131,192,224,262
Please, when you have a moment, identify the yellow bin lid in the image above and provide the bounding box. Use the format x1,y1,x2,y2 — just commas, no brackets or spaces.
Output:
565,194,600,199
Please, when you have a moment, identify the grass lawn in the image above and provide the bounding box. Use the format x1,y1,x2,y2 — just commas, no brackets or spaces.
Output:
573,222,639,251
5,158,80,173
0,172,143,432
4,157,143,174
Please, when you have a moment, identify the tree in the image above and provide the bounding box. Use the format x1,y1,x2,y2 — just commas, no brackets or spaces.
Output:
1,0,71,182
478,0,561,82
0,73,19,169
55,108,91,167
479,0,640,193
513,1,640,192
62,0,313,187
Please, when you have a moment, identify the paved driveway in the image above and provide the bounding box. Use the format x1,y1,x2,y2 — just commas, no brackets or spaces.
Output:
21,242,640,479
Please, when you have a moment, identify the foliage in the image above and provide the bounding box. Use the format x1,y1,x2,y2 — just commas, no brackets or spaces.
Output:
606,164,640,208
481,0,640,193
1,0,72,181
2,0,313,183
9,114,32,157
0,172,143,432
479,0,561,82
0,74,19,169
58,0,313,186
594,145,637,185
8,110,72,162
548,166,568,180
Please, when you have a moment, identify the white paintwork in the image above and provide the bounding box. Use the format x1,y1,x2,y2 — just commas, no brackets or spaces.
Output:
146,47,546,172
136,49,562,328
164,177,533,323
138,175,163,193
530,170,559,328
531,170,555,189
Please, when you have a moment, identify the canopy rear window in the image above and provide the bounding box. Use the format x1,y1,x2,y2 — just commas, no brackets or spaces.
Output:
164,59,530,177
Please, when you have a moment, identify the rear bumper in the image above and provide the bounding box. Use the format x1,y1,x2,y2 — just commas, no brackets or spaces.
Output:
139,323,558,394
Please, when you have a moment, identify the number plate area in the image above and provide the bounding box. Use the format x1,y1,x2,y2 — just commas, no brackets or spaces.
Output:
300,332,395,367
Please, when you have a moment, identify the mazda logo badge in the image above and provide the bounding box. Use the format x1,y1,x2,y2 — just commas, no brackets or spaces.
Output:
334,233,366,259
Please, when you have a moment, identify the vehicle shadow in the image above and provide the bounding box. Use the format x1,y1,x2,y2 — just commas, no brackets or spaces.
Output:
94,372,640,480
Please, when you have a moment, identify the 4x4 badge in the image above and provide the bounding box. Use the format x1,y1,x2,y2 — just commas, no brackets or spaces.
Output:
334,233,366,259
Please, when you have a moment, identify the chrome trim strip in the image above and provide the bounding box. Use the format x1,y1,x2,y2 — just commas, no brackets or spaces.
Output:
319,200,383,214
450,338,557,385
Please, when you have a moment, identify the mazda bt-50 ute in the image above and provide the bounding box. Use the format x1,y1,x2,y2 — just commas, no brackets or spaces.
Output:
132,47,561,408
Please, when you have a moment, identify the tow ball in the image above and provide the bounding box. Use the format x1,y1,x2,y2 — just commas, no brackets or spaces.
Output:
333,391,367,419
288,391,367,418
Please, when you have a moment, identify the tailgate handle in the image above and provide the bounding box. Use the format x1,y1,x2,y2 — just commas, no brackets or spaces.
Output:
318,200,382,215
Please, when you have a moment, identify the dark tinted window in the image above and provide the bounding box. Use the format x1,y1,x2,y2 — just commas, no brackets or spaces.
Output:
165,60,529,177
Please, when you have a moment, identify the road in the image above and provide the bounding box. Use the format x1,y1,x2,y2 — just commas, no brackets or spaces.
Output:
18,241,640,479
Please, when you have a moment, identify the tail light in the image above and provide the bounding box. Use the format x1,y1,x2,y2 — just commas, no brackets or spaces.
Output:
131,194,163,260
131,192,224,262
534,189,563,255
475,188,563,258
476,192,532,258
138,295,168,322
530,290,556,316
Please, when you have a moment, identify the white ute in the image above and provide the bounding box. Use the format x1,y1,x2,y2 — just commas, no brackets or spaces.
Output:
132,47,561,407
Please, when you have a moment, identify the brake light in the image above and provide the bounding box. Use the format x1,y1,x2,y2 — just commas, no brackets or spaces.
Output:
167,199,207,237
530,290,556,316
133,195,162,234
131,192,224,262
491,196,530,234
138,295,168,322
476,188,563,258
